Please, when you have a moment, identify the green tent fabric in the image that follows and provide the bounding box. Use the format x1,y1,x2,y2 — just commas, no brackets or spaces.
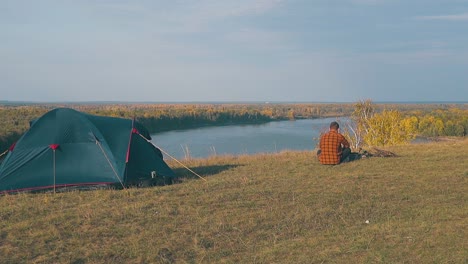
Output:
0,108,175,193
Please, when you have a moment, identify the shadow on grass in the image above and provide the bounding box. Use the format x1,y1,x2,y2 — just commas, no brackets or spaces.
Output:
0,165,242,194
173,164,241,181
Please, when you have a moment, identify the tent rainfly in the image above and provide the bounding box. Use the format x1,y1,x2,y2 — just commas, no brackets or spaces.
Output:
0,108,175,193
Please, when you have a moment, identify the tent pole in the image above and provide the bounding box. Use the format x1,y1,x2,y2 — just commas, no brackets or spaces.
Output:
53,149,56,194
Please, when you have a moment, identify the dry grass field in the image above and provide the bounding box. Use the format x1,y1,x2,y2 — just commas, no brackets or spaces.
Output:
1,139,467,263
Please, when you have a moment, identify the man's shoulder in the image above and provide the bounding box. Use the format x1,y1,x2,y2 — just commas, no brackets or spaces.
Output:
320,131,333,139
323,130,340,137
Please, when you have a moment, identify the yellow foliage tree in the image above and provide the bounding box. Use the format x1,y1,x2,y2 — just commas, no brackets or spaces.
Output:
364,110,417,146
344,100,417,147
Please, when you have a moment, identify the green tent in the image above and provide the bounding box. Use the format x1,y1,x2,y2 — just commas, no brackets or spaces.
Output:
0,108,175,193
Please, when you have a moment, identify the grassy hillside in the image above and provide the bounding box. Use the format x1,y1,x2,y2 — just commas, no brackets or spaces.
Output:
1,140,467,263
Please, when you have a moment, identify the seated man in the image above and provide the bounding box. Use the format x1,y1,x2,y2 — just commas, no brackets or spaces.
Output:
317,121,351,165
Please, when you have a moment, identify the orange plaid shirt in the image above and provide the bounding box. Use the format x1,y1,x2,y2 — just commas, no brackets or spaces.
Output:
319,130,350,165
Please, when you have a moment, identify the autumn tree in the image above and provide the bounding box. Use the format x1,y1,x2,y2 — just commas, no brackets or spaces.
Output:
364,110,417,146
344,100,417,147
342,99,374,149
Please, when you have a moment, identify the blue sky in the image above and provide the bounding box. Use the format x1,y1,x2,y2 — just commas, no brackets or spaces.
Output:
1,0,467,102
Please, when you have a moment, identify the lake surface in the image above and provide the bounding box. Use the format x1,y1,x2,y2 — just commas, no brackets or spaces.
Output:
151,117,344,159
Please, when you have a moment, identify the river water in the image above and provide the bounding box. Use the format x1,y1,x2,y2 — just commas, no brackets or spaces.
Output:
151,117,345,159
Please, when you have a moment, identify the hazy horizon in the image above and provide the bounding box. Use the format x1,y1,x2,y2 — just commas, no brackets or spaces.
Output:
1,100,467,105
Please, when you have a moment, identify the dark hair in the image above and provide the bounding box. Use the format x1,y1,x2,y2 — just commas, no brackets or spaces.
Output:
330,121,339,129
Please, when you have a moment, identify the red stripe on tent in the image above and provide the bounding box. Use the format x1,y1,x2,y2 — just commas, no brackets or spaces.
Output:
49,144,59,150
132,128,139,134
125,120,136,163
9,142,16,151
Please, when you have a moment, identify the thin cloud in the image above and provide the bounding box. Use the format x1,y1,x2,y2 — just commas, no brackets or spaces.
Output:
185,0,284,21
132,0,285,34
361,49,465,66
228,0,284,16
415,12,468,21
224,28,291,52
350,0,386,5
93,2,147,13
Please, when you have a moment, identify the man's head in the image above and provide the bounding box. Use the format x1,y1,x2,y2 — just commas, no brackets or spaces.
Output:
330,121,340,130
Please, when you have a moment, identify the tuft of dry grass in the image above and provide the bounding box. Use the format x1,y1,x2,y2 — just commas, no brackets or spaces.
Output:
1,139,467,263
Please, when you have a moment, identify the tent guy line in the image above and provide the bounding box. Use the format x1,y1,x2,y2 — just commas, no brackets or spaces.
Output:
0,149,7,159
138,133,208,182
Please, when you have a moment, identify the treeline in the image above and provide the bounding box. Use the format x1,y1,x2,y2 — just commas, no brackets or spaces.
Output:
344,100,468,147
0,103,358,151
0,106,52,152
0,103,466,151
85,103,356,132
408,108,468,137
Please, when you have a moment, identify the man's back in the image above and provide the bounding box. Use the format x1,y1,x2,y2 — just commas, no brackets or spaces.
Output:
319,130,348,165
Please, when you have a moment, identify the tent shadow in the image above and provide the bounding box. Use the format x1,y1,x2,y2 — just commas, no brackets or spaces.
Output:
173,164,241,181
